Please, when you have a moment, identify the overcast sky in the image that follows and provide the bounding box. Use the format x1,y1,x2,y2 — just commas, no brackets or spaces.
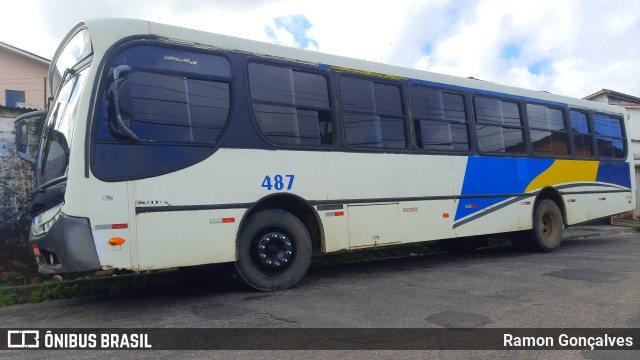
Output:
1,0,639,99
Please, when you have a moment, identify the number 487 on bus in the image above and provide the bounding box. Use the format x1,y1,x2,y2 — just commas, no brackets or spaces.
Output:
262,174,295,191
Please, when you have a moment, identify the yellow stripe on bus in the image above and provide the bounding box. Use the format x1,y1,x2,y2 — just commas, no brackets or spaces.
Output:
525,160,599,192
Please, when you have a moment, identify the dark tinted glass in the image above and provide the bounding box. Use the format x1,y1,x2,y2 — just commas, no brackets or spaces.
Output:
411,87,468,152
475,97,521,126
253,104,332,146
373,82,403,115
343,114,405,149
341,77,406,149
340,77,403,115
110,45,231,78
597,137,625,158
530,130,570,155
249,64,294,104
594,114,623,138
416,120,469,151
411,88,466,123
570,111,593,158
120,72,229,143
574,134,594,157
341,77,374,113
248,63,333,146
293,71,330,108
570,111,590,134
593,113,625,158
476,125,524,153
527,104,565,131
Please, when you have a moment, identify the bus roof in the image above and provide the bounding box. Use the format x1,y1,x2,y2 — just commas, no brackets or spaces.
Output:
66,18,622,115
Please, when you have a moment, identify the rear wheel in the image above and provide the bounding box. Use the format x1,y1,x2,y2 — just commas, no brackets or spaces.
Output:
235,209,312,291
524,199,563,252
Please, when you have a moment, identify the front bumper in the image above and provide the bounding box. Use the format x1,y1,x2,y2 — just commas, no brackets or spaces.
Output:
30,213,101,274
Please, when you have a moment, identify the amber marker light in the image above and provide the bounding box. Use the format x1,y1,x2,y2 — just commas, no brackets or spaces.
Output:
109,237,126,246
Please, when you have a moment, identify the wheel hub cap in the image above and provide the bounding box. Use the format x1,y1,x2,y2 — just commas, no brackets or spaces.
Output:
256,232,294,269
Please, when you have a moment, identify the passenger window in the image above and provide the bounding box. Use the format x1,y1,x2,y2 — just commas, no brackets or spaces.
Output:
340,77,406,149
474,97,525,153
93,45,232,181
106,72,230,143
249,63,333,146
527,104,570,156
570,110,594,158
593,113,625,158
411,87,469,152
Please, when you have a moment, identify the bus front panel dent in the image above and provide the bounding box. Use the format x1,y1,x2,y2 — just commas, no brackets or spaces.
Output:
30,214,100,274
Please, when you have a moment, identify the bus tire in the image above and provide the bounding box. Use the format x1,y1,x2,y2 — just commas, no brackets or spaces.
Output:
235,209,312,291
526,199,563,252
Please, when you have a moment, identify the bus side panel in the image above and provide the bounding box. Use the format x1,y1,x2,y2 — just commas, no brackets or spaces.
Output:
325,152,455,248
452,156,522,237
135,209,243,269
398,155,456,243
69,180,133,270
587,161,633,220
132,149,327,269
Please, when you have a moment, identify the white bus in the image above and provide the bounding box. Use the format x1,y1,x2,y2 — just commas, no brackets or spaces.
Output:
14,19,634,291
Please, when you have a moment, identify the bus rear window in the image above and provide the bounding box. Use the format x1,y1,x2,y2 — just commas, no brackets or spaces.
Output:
593,113,625,158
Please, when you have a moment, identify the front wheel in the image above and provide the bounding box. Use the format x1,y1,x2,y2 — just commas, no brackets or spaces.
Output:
235,209,312,291
525,199,564,252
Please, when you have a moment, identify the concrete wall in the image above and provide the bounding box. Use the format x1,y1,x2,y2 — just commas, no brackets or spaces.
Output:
0,107,35,244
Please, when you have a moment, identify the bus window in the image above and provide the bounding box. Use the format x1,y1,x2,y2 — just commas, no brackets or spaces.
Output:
248,63,333,146
527,104,570,156
570,110,594,158
594,113,626,158
93,45,232,181
411,87,469,152
107,71,229,143
474,96,525,154
340,77,406,149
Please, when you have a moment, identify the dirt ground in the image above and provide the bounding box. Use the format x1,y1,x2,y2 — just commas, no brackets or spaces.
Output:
0,241,41,285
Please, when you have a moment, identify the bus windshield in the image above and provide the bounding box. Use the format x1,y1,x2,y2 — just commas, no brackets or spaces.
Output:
35,68,87,188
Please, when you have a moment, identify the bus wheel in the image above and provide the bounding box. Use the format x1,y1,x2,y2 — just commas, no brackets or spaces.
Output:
235,209,312,291
526,199,563,252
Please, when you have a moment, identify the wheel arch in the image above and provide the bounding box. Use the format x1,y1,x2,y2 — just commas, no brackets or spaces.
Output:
238,193,325,253
534,187,567,225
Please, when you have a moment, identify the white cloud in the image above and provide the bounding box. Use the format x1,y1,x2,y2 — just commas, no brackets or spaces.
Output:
1,0,639,98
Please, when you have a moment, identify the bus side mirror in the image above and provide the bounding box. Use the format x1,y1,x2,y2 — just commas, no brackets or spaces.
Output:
14,110,45,166
108,65,139,141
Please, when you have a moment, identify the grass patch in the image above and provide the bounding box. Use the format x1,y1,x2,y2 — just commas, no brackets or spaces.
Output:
0,291,17,307
0,270,181,308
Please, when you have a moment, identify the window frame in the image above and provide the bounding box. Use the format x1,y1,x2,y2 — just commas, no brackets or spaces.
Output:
5,89,26,108
525,102,572,158
104,70,232,145
472,95,527,155
338,74,409,152
409,85,472,154
568,109,596,159
90,40,235,182
592,112,627,159
246,59,336,149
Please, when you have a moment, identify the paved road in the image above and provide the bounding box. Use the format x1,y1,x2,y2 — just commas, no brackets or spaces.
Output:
1,232,639,359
